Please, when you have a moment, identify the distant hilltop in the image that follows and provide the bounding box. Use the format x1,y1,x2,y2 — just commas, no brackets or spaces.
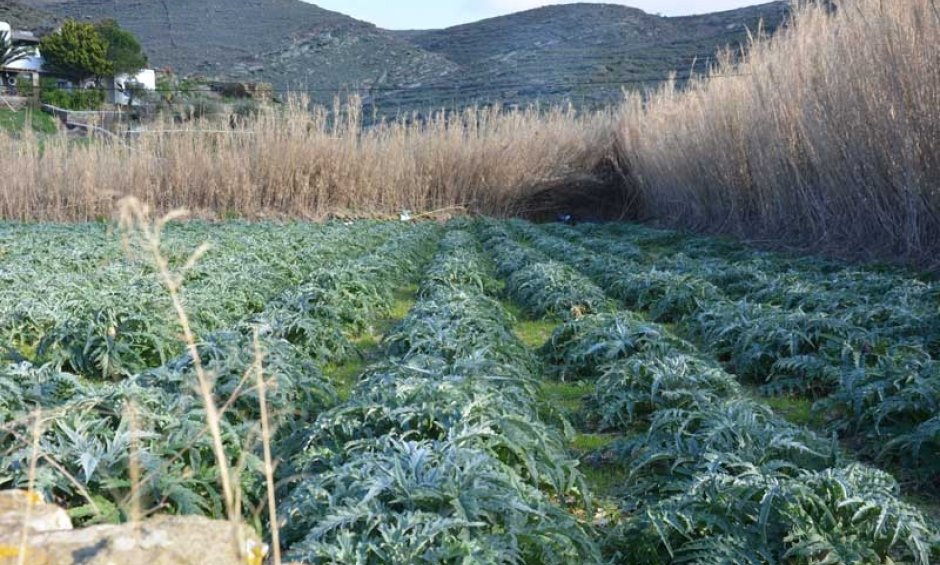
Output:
9,0,789,111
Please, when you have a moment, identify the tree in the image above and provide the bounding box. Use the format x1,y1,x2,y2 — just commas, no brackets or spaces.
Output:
95,19,148,76
39,20,112,83
120,78,150,107
1,30,32,70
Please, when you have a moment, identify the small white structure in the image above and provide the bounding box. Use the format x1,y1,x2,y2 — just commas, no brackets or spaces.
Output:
1,21,43,94
3,55,44,74
109,69,156,106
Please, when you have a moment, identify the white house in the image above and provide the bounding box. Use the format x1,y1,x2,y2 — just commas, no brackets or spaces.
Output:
109,68,157,105
1,21,157,105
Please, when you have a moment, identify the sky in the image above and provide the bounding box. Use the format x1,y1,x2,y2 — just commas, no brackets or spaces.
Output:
307,1,767,30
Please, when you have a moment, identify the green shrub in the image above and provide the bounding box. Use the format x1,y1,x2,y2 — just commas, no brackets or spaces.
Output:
232,99,260,120
40,87,105,111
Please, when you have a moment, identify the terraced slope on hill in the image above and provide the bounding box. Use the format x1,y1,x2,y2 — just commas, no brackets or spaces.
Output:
394,2,789,107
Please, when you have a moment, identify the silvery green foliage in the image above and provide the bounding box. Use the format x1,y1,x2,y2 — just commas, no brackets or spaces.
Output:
421,230,503,295
289,356,575,497
585,352,741,431
1,331,336,519
0,221,398,379
540,313,693,380
250,224,439,364
285,437,594,565
506,262,613,318
602,268,724,323
526,219,940,488
282,228,600,564
492,220,937,563
0,222,439,524
2,217,937,560
516,220,722,323
612,463,935,564
478,219,613,319
819,347,940,484
687,300,861,395
385,292,534,371
557,317,936,563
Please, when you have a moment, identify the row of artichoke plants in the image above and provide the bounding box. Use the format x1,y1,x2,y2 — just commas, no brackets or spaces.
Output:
481,219,938,564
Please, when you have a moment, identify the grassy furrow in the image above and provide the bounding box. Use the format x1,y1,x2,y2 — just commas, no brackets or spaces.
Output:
323,284,419,402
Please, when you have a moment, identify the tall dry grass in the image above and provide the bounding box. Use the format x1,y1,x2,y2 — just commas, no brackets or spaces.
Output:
1,0,937,266
617,0,940,264
0,98,609,221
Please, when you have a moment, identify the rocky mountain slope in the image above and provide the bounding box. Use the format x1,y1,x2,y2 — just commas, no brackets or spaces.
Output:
393,2,789,109
12,0,790,111
15,0,458,100
0,1,58,33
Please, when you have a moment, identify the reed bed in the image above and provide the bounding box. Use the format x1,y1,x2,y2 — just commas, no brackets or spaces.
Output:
2,0,938,267
0,99,608,222
617,0,940,264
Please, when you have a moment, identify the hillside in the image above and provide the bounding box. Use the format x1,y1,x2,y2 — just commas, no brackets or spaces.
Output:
391,2,789,109
0,1,58,33
15,0,458,103
13,0,789,111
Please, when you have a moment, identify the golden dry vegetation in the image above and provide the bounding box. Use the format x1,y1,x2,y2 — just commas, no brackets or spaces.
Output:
0,0,937,265
617,0,940,264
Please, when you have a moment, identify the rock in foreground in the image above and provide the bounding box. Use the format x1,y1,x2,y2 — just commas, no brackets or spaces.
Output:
0,491,262,565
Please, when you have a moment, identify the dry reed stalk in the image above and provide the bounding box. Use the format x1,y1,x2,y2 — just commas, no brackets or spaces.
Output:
119,352,273,515
252,329,281,565
116,199,242,551
0,97,604,223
